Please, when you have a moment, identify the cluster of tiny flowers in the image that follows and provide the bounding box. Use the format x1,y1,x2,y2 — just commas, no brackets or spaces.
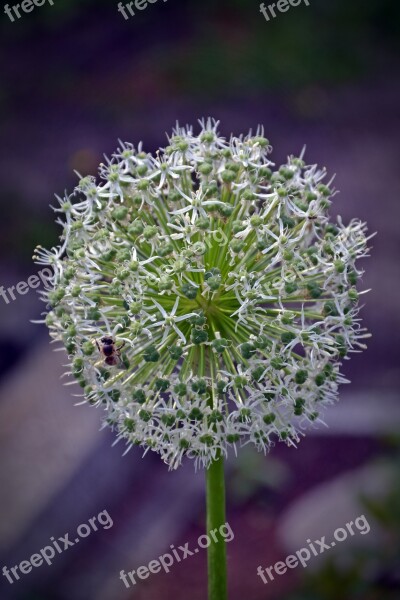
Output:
34,119,371,469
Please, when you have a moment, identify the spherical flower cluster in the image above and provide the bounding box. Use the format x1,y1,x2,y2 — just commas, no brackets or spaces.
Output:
34,119,370,469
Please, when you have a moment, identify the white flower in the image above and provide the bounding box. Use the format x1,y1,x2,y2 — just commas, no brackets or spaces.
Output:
35,119,371,470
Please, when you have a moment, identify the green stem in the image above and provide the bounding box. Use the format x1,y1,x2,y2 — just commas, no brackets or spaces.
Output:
206,452,227,600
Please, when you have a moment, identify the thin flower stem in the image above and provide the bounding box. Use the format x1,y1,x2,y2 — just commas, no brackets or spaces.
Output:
206,451,227,600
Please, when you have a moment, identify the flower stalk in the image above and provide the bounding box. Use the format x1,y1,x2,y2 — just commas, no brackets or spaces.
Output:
206,452,227,600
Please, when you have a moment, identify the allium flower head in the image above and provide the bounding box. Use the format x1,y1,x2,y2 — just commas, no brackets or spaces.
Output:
34,119,371,469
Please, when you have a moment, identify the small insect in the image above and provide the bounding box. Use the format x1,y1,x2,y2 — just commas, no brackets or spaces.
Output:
307,214,318,221
96,337,126,367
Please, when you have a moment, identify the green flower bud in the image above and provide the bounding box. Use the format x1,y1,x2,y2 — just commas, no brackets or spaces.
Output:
155,379,170,392
251,366,264,381
315,373,326,387
112,206,129,221
306,282,323,299
208,410,223,424
82,341,95,355
199,434,214,446
182,283,198,299
281,331,296,344
323,300,339,317
207,275,221,291
198,162,213,175
230,239,245,253
189,312,206,326
132,389,146,404
189,407,203,420
124,418,136,432
232,220,246,234
295,370,308,385
211,338,229,353
263,413,276,425
143,225,158,240
219,204,234,217
191,328,208,344
192,379,207,394
174,383,187,396
110,389,121,402
240,343,255,359
139,409,152,422
161,414,176,427
128,221,144,236
169,345,184,360
221,170,236,183
143,345,160,362
196,216,211,230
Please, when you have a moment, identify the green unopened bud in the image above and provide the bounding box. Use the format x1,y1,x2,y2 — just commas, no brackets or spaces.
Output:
315,373,326,387
219,204,234,217
174,383,187,396
221,169,236,183
211,338,229,353
295,370,308,385
155,379,170,392
207,275,221,291
234,376,247,388
191,328,208,344
182,283,198,299
230,240,245,253
284,281,298,294
251,366,264,381
189,408,203,420
208,410,223,424
128,221,144,236
196,216,211,230
112,206,129,221
198,162,213,175
139,409,152,422
143,225,157,240
263,413,276,425
189,311,206,326
124,418,136,432
192,379,207,394
348,288,358,302
169,345,184,360
143,345,160,362
240,342,255,359
132,389,146,404
323,300,339,317
281,331,296,344
232,220,246,234
306,282,323,299
334,260,345,273
82,341,95,355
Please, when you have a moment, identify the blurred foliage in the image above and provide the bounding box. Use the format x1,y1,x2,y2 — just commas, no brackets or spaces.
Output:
283,444,400,600
170,0,399,93
1,0,399,92
0,191,58,262
228,447,290,505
